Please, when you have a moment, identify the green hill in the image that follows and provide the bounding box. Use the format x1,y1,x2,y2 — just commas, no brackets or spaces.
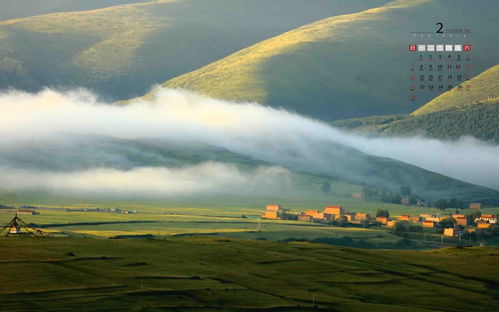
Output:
413,65,499,115
1,237,498,311
333,65,499,142
0,0,388,100
163,0,499,121
0,0,153,21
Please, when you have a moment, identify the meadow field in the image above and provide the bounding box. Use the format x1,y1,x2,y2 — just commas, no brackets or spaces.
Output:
0,237,498,311
2,194,498,249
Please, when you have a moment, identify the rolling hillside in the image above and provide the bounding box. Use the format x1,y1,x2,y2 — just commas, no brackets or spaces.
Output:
0,0,388,100
333,65,499,142
163,0,499,121
0,0,153,21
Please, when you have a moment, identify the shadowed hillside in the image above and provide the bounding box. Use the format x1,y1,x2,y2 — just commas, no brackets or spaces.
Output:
163,0,499,121
0,0,388,100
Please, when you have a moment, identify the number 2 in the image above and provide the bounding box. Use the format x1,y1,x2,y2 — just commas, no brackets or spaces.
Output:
436,22,443,33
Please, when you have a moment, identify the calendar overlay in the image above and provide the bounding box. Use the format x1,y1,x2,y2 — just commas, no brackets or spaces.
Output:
408,29,473,106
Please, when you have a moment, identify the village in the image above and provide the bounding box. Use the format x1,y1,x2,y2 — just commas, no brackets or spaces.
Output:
261,204,498,238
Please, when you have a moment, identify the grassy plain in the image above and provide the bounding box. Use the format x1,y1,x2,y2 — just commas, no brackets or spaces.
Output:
0,237,498,311
2,193,498,248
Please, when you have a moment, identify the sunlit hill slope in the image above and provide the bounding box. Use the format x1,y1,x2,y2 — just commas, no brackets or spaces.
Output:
163,0,499,121
0,0,388,100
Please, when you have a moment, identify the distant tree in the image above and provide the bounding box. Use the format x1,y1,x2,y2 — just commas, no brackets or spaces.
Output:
391,221,409,234
408,224,423,233
435,199,448,210
400,186,412,196
466,211,481,225
376,209,390,218
382,193,401,204
448,198,464,209
461,230,477,240
361,186,377,199
409,196,418,205
321,182,332,194
440,218,456,228
333,215,348,227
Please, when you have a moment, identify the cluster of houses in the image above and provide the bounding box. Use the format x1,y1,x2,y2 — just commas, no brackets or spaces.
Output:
389,213,497,236
261,204,374,224
261,204,497,237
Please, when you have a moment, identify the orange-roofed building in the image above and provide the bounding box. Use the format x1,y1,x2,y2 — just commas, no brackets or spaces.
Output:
387,220,397,228
423,220,436,228
304,210,324,220
266,204,281,211
465,228,476,234
481,214,495,218
455,217,468,226
410,216,420,223
476,221,491,229
314,213,325,220
305,209,319,216
469,203,482,210
398,215,410,221
324,206,344,215
376,216,388,225
452,214,465,219
355,213,369,221
298,214,313,222
261,211,278,220
443,228,456,237
425,216,441,222
478,214,496,223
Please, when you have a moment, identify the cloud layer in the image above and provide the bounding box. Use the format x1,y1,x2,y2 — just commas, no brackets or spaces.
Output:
0,163,291,198
0,87,498,197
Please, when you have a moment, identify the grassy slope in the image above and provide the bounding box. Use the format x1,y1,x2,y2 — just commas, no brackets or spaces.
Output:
332,65,499,142
413,64,499,115
164,0,499,121
0,237,498,311
0,0,153,21
0,0,389,100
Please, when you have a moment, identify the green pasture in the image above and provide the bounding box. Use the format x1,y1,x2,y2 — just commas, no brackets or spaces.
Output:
0,237,498,311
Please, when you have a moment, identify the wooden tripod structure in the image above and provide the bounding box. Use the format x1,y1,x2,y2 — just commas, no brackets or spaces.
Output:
0,214,48,237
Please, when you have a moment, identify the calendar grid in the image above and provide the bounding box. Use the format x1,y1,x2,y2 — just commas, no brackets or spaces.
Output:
408,29,473,105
